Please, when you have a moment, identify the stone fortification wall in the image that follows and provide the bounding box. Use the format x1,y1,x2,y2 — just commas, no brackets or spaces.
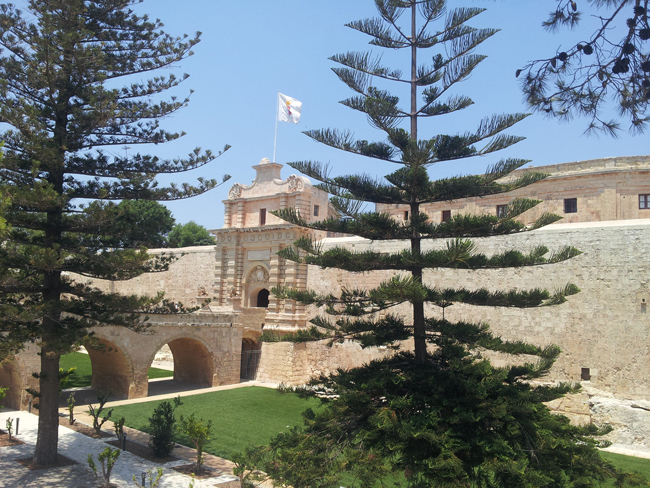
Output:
85,246,217,307
306,220,650,399
256,340,393,386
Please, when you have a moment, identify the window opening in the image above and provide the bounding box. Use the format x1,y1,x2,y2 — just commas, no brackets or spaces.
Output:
313,204,320,217
442,210,451,222
564,198,577,214
640,194,649,209
581,368,591,381
404,210,409,220
259,208,266,226
256,289,270,308
496,205,508,218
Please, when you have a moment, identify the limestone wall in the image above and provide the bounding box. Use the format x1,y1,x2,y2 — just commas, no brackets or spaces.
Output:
0,343,40,410
256,340,393,386
307,220,650,399
83,246,218,307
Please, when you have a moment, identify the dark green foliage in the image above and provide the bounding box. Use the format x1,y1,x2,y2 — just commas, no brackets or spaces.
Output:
237,354,645,488
148,396,183,458
168,221,216,248
241,1,644,486
91,200,176,249
0,0,230,464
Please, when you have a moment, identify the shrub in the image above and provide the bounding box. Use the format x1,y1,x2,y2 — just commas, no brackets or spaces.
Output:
67,392,76,425
148,396,182,458
88,447,120,488
177,413,213,473
114,416,126,441
5,417,13,440
88,392,113,434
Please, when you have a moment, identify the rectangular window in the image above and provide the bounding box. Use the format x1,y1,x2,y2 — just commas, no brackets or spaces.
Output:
564,198,577,214
581,368,591,381
259,208,266,226
313,204,320,217
404,210,409,220
442,210,451,222
640,194,650,209
496,205,508,218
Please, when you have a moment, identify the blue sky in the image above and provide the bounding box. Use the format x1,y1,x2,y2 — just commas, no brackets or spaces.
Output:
15,1,650,229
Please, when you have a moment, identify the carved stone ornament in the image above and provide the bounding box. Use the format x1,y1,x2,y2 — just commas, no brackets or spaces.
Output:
228,183,242,200
248,265,269,283
287,175,304,192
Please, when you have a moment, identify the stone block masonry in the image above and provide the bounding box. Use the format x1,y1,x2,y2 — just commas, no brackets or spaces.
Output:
308,220,650,399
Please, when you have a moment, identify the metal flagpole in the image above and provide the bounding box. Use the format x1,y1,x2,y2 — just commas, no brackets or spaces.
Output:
273,90,280,163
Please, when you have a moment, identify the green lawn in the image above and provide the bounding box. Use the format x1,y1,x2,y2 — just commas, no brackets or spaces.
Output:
60,352,173,389
601,451,650,486
107,386,321,460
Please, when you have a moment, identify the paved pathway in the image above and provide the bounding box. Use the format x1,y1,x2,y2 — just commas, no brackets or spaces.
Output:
1,381,278,488
0,409,240,488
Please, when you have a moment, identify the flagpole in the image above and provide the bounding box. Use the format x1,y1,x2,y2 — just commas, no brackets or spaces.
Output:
273,90,279,163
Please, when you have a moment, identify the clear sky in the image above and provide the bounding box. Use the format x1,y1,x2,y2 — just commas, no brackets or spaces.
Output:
14,1,650,229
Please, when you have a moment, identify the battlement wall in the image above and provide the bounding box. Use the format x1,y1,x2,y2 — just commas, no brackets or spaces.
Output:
307,220,650,399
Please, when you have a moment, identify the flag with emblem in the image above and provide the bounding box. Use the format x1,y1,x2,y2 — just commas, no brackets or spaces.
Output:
278,93,302,124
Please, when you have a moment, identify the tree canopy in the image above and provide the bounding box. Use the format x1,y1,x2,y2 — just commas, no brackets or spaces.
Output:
0,0,229,465
168,221,216,248
518,0,650,135
86,200,176,249
235,1,643,486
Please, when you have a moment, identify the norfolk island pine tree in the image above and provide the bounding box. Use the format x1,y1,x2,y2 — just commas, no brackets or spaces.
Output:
0,0,230,466
234,1,646,487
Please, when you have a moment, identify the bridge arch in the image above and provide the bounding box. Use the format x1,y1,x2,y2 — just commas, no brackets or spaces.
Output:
147,335,214,387
85,338,135,399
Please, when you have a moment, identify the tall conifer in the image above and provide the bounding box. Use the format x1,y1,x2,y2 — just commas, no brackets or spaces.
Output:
0,0,229,465
236,1,642,486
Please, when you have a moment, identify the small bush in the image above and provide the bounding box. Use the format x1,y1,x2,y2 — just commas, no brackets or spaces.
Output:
177,413,213,473
67,392,76,425
88,392,113,434
88,446,120,488
148,396,182,458
5,417,13,440
114,416,125,441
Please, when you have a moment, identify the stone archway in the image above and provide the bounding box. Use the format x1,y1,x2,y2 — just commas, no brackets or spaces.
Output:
166,337,214,386
241,330,262,381
85,339,135,399
256,289,270,308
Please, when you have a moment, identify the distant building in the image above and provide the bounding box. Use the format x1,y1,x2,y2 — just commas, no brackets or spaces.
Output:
378,156,650,225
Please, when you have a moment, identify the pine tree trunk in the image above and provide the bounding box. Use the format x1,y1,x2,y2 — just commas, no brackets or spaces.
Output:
33,341,60,466
409,1,427,364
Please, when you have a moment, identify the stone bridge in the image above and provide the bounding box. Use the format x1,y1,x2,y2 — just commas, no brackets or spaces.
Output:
0,308,266,409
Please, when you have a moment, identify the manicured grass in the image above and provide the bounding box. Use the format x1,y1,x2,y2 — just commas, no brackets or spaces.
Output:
108,386,321,460
60,352,173,389
601,451,650,485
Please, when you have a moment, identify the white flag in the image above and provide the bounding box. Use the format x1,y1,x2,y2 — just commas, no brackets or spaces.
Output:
278,93,302,124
